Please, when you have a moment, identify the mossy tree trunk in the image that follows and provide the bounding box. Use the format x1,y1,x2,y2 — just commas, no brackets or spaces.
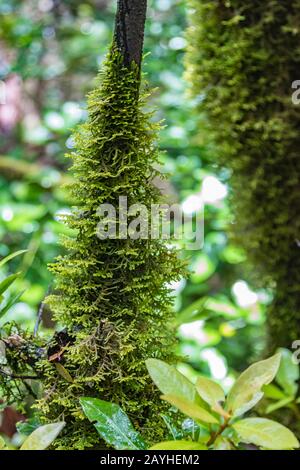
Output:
185,0,300,352
33,0,181,449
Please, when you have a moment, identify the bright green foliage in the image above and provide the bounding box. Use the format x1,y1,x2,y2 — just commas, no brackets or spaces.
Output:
80,397,147,450
20,422,65,451
186,0,300,348
232,418,299,450
35,48,182,449
225,353,281,417
146,355,299,450
79,354,299,450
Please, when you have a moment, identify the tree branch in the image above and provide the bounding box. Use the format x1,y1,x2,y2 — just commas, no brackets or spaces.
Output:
114,0,147,68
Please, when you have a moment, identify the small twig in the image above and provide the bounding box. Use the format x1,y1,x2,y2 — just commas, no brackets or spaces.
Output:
0,368,40,380
207,418,230,447
34,286,51,337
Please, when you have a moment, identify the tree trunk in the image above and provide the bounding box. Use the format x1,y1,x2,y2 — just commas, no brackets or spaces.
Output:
114,0,147,68
185,0,300,352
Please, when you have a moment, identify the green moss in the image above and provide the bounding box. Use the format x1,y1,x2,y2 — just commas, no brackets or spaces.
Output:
0,324,44,410
35,47,182,449
186,0,300,349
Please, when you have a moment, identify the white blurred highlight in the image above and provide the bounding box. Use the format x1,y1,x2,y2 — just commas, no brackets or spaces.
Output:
201,176,228,204
232,280,258,308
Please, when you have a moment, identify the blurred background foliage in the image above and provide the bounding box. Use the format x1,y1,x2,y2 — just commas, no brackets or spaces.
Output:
0,0,272,396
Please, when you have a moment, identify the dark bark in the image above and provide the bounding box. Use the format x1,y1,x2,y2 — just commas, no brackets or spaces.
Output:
114,0,147,68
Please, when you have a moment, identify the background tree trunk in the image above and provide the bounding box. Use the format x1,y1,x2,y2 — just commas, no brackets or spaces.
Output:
185,0,300,352
114,0,147,68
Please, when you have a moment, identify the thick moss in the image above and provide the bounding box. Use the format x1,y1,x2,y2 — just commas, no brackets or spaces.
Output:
36,48,182,449
186,0,300,349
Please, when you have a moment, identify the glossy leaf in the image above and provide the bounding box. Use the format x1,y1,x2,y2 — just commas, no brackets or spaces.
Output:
161,394,218,424
232,418,299,450
80,397,146,450
146,359,197,403
20,422,65,450
226,353,281,416
150,440,207,450
16,417,41,436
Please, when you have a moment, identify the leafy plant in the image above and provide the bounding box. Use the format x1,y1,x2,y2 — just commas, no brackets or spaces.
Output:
0,250,27,320
80,397,147,450
146,354,299,450
79,354,299,450
0,422,65,450
80,396,207,450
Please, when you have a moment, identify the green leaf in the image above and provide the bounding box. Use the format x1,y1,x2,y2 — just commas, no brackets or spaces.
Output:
266,397,294,414
0,250,27,269
262,383,286,400
55,363,74,383
276,348,299,397
226,353,281,416
195,376,227,416
20,422,65,450
232,418,299,450
161,394,219,424
16,417,41,436
0,289,25,319
150,440,207,450
0,273,20,297
146,359,197,403
80,397,146,450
